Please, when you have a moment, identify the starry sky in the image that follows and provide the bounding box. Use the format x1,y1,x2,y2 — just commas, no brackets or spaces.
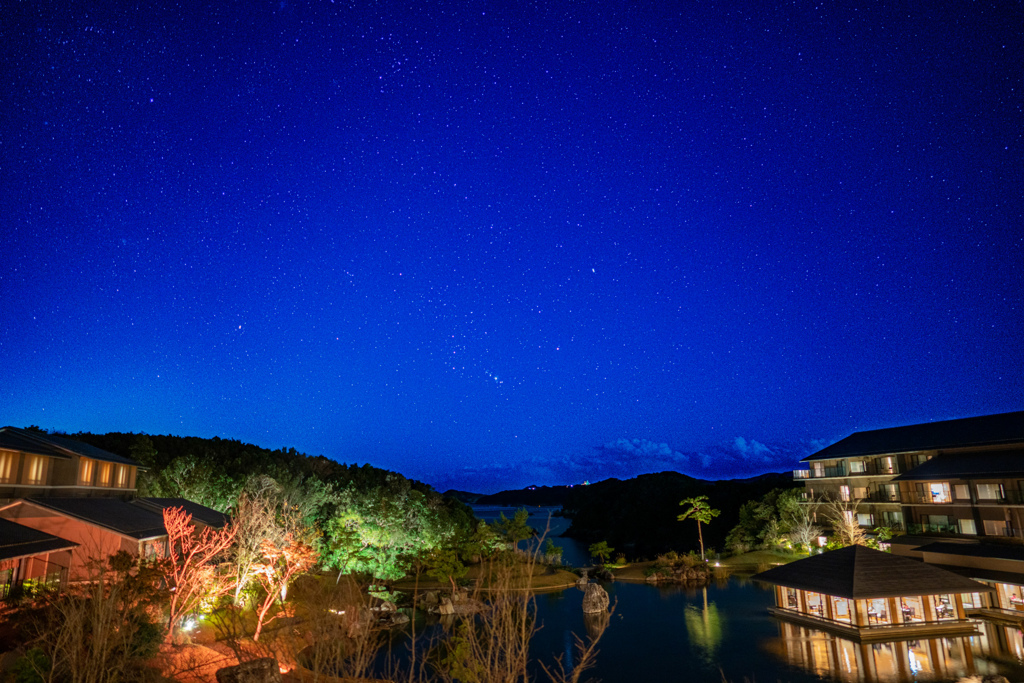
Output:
2,1,1021,493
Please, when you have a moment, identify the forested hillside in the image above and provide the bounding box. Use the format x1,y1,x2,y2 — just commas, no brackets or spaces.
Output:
563,471,796,559
66,431,477,581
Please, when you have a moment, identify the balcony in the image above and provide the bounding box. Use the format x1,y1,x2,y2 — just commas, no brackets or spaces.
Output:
846,460,901,477
908,522,958,534
799,464,848,479
903,491,955,505
975,490,1024,505
864,490,902,503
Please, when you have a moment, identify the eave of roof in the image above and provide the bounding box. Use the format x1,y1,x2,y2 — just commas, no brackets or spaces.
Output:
0,427,140,467
135,498,229,529
23,498,166,541
802,411,1024,462
752,545,994,599
0,518,78,562
914,541,1024,563
891,451,1024,481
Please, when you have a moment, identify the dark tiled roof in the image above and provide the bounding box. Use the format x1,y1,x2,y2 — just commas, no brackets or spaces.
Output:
0,427,139,467
929,564,1024,585
803,412,1024,462
0,517,77,562
752,545,993,599
914,541,1024,563
27,498,166,540
891,451,1024,481
136,498,229,529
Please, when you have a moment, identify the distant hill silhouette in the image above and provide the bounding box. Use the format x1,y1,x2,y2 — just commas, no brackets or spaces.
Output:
474,485,575,507
563,470,796,559
442,489,486,504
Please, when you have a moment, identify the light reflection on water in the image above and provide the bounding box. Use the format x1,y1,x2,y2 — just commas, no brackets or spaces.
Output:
466,507,1024,681
527,580,1024,683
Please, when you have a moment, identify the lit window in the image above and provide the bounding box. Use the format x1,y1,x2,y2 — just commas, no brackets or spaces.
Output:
960,592,984,609
98,462,112,487
928,482,951,504
849,460,866,473
79,458,95,485
959,519,977,535
25,456,45,485
839,485,851,501
115,465,129,488
984,519,1008,536
0,452,13,483
977,484,1004,500
934,594,956,620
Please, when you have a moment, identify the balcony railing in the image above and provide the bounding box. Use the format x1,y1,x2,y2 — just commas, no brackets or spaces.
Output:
903,492,957,505
797,460,902,480
800,465,848,479
853,460,901,476
903,489,1024,506
907,522,959,534
975,490,1024,505
864,490,902,503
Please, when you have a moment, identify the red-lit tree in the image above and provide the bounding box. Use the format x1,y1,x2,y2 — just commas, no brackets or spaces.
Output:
163,506,237,642
251,534,318,642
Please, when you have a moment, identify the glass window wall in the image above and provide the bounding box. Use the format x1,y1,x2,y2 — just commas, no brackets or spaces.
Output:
900,596,925,622
830,597,853,623
866,598,891,624
805,591,825,618
934,594,957,620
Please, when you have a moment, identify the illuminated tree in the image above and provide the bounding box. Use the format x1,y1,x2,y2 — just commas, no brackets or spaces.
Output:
493,508,534,545
822,495,866,547
231,473,335,603
425,546,468,593
678,495,721,562
322,482,464,581
251,534,318,642
588,541,614,566
785,503,822,553
21,554,165,682
163,506,237,642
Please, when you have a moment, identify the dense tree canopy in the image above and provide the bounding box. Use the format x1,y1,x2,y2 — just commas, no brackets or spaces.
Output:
69,431,477,581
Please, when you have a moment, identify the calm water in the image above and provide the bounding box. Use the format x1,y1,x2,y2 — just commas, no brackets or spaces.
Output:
471,505,590,566
527,579,1024,683
465,506,1024,682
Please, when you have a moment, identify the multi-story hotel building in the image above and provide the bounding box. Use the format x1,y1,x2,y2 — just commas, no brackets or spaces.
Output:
794,411,1024,539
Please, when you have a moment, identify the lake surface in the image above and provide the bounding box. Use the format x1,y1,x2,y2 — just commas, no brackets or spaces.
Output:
527,579,1024,683
467,506,1024,682
471,505,590,566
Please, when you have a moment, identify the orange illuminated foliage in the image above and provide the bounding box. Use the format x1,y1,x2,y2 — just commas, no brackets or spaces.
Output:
251,534,318,642
163,506,237,642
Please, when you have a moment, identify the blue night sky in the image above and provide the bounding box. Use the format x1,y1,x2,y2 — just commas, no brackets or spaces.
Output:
1,1,1021,493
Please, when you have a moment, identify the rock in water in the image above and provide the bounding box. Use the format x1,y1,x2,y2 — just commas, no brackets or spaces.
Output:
437,597,456,615
576,570,589,588
581,583,610,614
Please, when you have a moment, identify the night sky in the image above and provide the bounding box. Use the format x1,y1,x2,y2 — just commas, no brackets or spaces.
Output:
2,1,1021,493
